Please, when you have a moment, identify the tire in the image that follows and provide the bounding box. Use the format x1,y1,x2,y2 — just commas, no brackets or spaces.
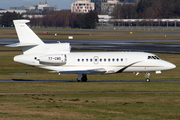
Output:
146,78,150,82
77,79,81,82
77,74,87,82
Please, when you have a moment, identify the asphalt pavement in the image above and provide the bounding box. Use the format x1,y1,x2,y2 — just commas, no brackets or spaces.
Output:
0,80,180,83
1,38,180,54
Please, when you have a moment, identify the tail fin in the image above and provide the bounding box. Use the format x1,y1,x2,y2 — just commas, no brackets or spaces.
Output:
9,20,70,55
13,20,44,45
7,20,45,54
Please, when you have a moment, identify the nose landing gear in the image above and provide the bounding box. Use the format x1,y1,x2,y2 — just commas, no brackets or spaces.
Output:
145,73,150,82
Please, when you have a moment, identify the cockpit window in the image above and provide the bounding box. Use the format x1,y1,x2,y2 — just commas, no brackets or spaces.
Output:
155,56,160,60
148,56,160,60
148,56,152,59
152,56,156,59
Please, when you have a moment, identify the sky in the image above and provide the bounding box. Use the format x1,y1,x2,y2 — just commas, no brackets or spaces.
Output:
0,0,76,10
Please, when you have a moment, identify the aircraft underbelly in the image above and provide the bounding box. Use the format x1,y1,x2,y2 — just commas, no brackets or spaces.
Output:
123,66,164,72
38,65,120,73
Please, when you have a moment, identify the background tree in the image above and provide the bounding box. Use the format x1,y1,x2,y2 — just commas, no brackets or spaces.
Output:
136,0,153,18
74,14,85,28
74,10,98,29
29,10,78,28
112,0,180,20
1,12,23,27
85,10,98,29
112,3,138,19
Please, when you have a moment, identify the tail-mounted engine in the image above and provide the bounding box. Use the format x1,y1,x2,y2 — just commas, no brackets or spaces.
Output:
39,54,67,66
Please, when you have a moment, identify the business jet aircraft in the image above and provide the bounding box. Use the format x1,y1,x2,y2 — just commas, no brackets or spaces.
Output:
7,20,176,82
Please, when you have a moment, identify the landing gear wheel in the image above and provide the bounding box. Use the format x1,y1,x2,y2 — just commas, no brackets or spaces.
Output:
146,78,150,82
77,74,87,82
77,79,81,82
145,73,151,82
81,74,87,82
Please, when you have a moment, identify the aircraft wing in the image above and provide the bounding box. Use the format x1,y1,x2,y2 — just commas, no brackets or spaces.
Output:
59,68,106,75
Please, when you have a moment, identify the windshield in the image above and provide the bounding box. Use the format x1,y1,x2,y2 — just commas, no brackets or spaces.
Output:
148,56,160,60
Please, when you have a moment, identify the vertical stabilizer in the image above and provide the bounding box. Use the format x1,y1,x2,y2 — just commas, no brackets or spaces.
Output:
13,20,44,45
10,20,70,55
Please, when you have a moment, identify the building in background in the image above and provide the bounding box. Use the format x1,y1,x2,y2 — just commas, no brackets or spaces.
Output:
120,0,140,2
71,0,95,13
9,1,54,14
101,0,122,14
90,0,107,11
0,1,53,18
10,5,36,11
100,0,139,14
38,1,54,12
90,0,139,11
0,9,26,17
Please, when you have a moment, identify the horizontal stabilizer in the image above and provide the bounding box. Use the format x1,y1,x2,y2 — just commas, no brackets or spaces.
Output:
6,43,38,47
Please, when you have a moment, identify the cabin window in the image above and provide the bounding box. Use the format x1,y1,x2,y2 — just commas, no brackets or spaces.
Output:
100,59,102,62
82,59,84,62
117,58,119,62
121,58,123,62
90,59,93,62
108,58,110,62
65,55,67,61
104,59,106,62
77,59,80,62
86,59,88,62
95,59,97,62
112,58,115,62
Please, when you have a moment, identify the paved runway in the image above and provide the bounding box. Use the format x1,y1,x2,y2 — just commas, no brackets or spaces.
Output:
1,38,180,54
0,80,180,83
2,28,180,35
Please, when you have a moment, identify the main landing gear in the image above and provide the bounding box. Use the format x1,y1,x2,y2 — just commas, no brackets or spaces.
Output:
145,73,150,82
77,74,87,82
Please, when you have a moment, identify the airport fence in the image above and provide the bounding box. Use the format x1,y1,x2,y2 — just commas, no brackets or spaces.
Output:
97,26,180,31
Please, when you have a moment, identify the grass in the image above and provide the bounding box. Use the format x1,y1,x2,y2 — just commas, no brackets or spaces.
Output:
0,47,179,120
0,82,180,119
1,27,180,40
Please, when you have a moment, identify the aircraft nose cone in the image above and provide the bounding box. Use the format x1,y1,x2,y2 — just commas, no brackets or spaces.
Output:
171,63,176,69
167,62,176,70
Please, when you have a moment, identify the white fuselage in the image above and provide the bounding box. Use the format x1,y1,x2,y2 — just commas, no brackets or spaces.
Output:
14,51,176,74
9,19,176,81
